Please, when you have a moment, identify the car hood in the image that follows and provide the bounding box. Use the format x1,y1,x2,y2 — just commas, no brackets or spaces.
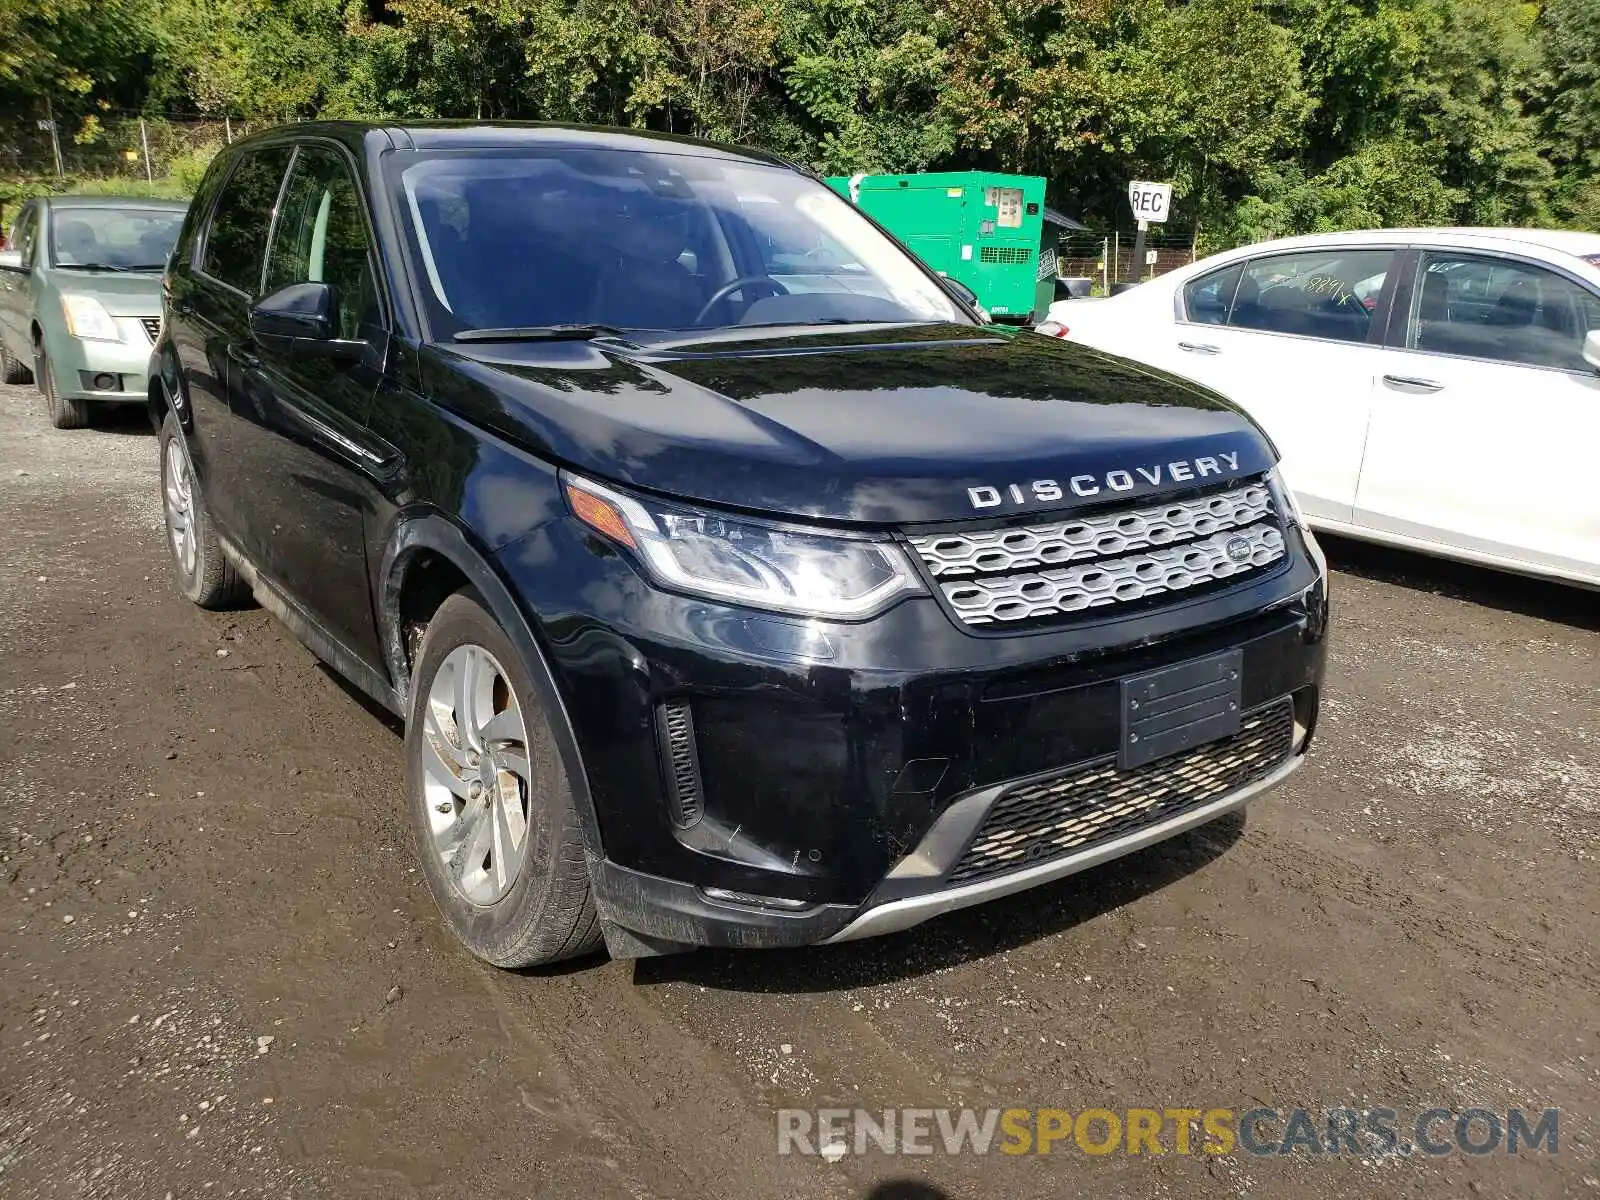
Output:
426,323,1277,526
44,268,164,316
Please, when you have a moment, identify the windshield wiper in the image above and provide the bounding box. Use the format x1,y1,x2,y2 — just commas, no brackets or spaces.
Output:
58,261,132,273
453,324,630,343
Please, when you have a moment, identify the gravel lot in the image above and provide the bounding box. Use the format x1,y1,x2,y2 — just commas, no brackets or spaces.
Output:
0,381,1596,1199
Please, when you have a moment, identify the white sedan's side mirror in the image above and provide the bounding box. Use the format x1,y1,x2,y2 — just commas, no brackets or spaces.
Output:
1584,329,1600,373
0,249,24,272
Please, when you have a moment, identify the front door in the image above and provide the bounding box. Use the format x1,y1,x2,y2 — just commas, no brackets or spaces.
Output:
1165,246,1400,524
171,145,294,540
1356,249,1600,581
228,143,389,665
0,203,38,356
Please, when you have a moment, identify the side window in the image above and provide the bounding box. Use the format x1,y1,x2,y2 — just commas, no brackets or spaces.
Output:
201,147,293,295
1228,249,1395,344
1182,262,1243,325
1411,252,1600,372
263,147,381,340
11,205,38,265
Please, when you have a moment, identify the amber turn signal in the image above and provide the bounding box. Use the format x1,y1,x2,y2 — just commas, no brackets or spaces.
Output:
567,482,637,549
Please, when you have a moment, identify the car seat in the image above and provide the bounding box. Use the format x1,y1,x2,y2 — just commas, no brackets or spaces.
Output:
54,218,100,264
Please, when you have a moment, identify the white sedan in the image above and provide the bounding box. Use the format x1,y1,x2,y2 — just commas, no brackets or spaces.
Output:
1038,229,1600,588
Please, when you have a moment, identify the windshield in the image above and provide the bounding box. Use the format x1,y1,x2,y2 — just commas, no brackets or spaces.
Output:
50,208,183,270
388,148,965,336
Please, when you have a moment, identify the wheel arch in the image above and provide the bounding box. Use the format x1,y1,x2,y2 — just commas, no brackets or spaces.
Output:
147,347,187,432
379,513,604,860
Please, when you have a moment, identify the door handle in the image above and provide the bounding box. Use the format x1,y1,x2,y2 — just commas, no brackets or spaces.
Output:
228,343,260,370
1382,374,1444,393
1178,341,1221,355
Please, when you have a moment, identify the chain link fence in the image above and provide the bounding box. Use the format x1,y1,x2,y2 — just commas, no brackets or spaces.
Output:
1054,229,1202,293
0,111,258,224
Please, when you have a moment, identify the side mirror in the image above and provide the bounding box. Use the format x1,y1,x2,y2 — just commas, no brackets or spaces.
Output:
944,277,980,309
1584,329,1600,373
250,281,364,362
0,249,25,273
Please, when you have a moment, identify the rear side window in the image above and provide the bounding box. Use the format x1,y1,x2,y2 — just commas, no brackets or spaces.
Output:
1182,262,1244,325
201,147,292,295
10,205,37,265
1228,249,1395,345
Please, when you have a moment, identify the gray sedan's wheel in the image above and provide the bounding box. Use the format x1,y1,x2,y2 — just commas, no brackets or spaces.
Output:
36,343,89,429
0,341,31,384
159,409,247,608
407,592,601,967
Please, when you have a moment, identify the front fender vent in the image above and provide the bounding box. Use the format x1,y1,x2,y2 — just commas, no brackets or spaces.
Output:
656,700,704,829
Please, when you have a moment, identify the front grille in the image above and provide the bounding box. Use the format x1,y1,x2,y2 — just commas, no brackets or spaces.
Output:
948,699,1295,886
910,481,1284,627
140,317,161,342
980,245,1031,264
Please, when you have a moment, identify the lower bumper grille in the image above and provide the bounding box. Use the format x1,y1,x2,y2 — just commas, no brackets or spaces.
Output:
949,698,1295,886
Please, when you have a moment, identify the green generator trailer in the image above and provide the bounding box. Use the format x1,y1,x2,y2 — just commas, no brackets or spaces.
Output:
826,171,1057,322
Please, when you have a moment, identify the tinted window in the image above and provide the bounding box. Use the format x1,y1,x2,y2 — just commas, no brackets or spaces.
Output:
1411,253,1600,372
202,147,292,294
264,147,381,340
388,150,963,334
50,207,182,270
1229,249,1394,344
1183,262,1244,325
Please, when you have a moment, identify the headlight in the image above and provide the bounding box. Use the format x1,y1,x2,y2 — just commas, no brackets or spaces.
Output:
1266,467,1308,530
564,474,926,620
60,294,121,341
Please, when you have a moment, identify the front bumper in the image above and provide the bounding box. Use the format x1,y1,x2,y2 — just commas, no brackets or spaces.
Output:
42,317,156,403
495,518,1328,956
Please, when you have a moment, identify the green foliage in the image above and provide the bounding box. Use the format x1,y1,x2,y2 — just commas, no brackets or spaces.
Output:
2,0,1596,236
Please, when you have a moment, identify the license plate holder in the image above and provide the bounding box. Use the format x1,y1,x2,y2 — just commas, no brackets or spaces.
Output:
1120,649,1243,769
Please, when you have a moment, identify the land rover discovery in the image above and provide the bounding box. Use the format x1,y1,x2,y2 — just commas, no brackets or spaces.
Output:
150,122,1328,965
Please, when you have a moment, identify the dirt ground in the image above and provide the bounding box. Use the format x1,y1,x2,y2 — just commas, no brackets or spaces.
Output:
0,382,1596,1200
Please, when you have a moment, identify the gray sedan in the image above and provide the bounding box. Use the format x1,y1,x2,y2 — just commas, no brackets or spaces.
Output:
0,196,187,428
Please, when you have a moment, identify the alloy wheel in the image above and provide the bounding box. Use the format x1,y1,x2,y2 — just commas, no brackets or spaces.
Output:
421,643,534,906
162,438,198,578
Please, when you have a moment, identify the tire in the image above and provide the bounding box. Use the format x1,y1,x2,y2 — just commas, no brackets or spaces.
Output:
0,341,31,384
37,342,89,429
159,408,249,608
407,591,601,968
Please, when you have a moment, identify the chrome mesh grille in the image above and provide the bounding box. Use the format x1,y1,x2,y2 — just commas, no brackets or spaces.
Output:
910,482,1283,627
949,699,1294,886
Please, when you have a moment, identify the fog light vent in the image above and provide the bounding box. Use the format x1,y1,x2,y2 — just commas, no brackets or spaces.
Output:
656,699,704,828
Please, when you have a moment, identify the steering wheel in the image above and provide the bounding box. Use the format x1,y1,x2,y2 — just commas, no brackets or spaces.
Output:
694,275,789,325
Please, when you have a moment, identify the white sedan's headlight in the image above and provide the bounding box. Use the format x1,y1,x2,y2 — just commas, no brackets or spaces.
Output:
60,294,121,342
565,474,926,620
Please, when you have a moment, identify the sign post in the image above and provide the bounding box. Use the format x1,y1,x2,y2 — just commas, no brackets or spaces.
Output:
1124,181,1172,285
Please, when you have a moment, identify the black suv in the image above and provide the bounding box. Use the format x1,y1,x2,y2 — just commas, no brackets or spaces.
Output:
151,123,1328,966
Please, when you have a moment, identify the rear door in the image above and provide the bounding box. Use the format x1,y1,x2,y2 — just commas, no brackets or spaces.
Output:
1163,247,1400,524
1355,249,1600,581
173,144,294,541
229,142,389,664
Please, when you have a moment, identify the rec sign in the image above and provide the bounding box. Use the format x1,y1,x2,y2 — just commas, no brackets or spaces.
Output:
1127,181,1172,224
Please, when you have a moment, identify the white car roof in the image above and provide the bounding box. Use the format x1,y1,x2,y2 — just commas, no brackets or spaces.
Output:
1219,227,1600,265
